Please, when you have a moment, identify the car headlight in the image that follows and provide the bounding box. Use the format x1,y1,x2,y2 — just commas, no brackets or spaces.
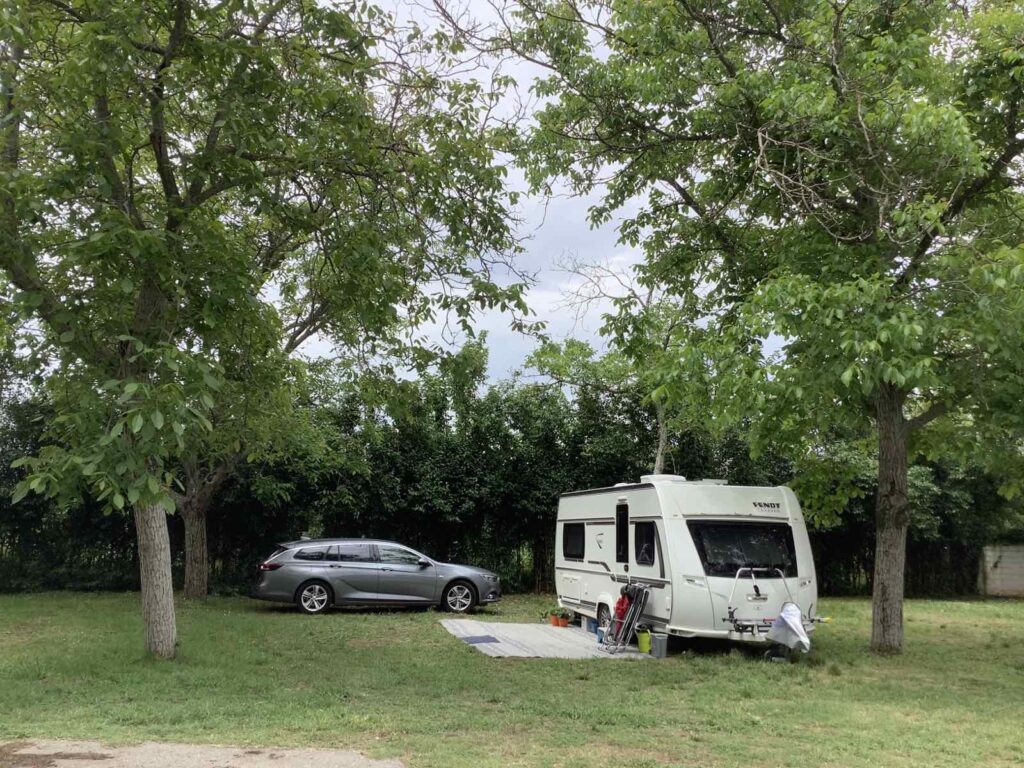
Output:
483,574,499,583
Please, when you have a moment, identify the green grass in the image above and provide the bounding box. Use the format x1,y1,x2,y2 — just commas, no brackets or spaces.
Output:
1,594,1022,767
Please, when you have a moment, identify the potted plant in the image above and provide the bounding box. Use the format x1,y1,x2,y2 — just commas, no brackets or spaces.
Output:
542,608,572,627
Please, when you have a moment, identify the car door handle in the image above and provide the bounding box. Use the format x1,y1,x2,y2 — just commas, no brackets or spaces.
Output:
329,565,342,569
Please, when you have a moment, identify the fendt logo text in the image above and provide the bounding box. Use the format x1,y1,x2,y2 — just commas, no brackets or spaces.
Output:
753,501,781,509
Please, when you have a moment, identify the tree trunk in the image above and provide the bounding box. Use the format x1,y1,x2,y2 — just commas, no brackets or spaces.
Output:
871,383,910,654
653,399,668,475
179,459,233,599
533,531,553,593
134,502,177,659
182,499,209,600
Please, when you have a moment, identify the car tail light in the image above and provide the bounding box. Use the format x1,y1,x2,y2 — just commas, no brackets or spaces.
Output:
258,562,284,571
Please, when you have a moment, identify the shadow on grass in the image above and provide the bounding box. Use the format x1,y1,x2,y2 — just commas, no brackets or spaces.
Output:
669,635,736,656
245,600,504,618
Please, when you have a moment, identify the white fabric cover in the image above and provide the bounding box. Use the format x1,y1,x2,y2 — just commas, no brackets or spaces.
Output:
767,601,811,652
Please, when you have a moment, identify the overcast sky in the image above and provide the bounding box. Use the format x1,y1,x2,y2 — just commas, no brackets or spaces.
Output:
431,178,645,380
301,177,642,380
300,1,645,381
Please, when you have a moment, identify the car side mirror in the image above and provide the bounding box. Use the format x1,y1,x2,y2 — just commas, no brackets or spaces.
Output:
418,558,431,568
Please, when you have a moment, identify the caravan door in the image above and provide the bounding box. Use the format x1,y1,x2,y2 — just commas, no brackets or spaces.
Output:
558,521,585,604
630,518,672,624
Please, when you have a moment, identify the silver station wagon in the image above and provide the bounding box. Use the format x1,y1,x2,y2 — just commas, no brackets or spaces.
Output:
251,538,502,615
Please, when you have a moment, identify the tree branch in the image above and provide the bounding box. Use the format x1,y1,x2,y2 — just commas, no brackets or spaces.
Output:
895,98,1024,291
1,40,22,234
94,94,146,229
907,400,949,433
186,0,289,205
663,177,742,261
676,1,739,79
148,0,190,225
1,40,108,360
39,0,167,56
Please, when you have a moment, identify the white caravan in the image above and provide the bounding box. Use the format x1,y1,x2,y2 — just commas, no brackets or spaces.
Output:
555,474,820,644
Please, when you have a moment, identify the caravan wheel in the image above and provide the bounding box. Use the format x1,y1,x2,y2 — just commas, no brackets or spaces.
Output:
597,604,611,629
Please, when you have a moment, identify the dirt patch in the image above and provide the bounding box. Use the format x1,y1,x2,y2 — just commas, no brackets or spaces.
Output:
0,743,112,767
0,741,403,768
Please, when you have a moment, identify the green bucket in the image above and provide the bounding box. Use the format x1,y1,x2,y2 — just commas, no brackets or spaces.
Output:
636,629,652,654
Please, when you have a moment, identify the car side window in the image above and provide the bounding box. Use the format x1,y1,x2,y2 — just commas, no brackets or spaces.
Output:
378,546,423,565
327,543,374,562
293,546,329,561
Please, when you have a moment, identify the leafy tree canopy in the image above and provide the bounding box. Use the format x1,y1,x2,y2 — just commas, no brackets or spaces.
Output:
1,0,527,512
511,0,1024,477
498,0,1024,650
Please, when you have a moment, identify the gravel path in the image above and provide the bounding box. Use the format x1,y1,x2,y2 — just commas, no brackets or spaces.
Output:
0,740,404,768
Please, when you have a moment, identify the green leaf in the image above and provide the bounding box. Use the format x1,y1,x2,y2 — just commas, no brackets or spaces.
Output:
112,493,125,510
11,483,29,504
131,413,144,433
151,410,164,430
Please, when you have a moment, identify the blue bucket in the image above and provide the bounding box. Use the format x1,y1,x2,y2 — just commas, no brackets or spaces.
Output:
596,627,606,644
586,617,599,634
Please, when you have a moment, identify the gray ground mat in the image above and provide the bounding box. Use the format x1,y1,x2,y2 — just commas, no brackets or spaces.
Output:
440,619,650,659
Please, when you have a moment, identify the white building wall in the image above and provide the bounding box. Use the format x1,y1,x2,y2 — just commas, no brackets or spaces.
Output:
980,545,1024,597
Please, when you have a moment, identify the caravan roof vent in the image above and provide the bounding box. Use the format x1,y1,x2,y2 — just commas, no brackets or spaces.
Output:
613,482,632,487
640,474,687,484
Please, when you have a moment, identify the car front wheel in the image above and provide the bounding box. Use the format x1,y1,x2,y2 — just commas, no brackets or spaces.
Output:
442,581,476,613
296,581,331,615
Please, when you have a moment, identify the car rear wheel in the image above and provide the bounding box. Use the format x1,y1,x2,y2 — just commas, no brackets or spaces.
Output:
296,581,331,615
442,581,476,613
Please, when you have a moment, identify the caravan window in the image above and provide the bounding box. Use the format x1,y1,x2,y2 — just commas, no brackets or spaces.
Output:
563,523,585,561
688,521,797,578
634,522,656,566
615,504,629,563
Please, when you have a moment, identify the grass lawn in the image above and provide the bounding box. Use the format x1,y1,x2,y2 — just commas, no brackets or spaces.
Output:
1,593,1022,767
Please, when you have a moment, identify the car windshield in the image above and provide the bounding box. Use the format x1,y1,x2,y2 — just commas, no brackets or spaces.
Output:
687,521,798,578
